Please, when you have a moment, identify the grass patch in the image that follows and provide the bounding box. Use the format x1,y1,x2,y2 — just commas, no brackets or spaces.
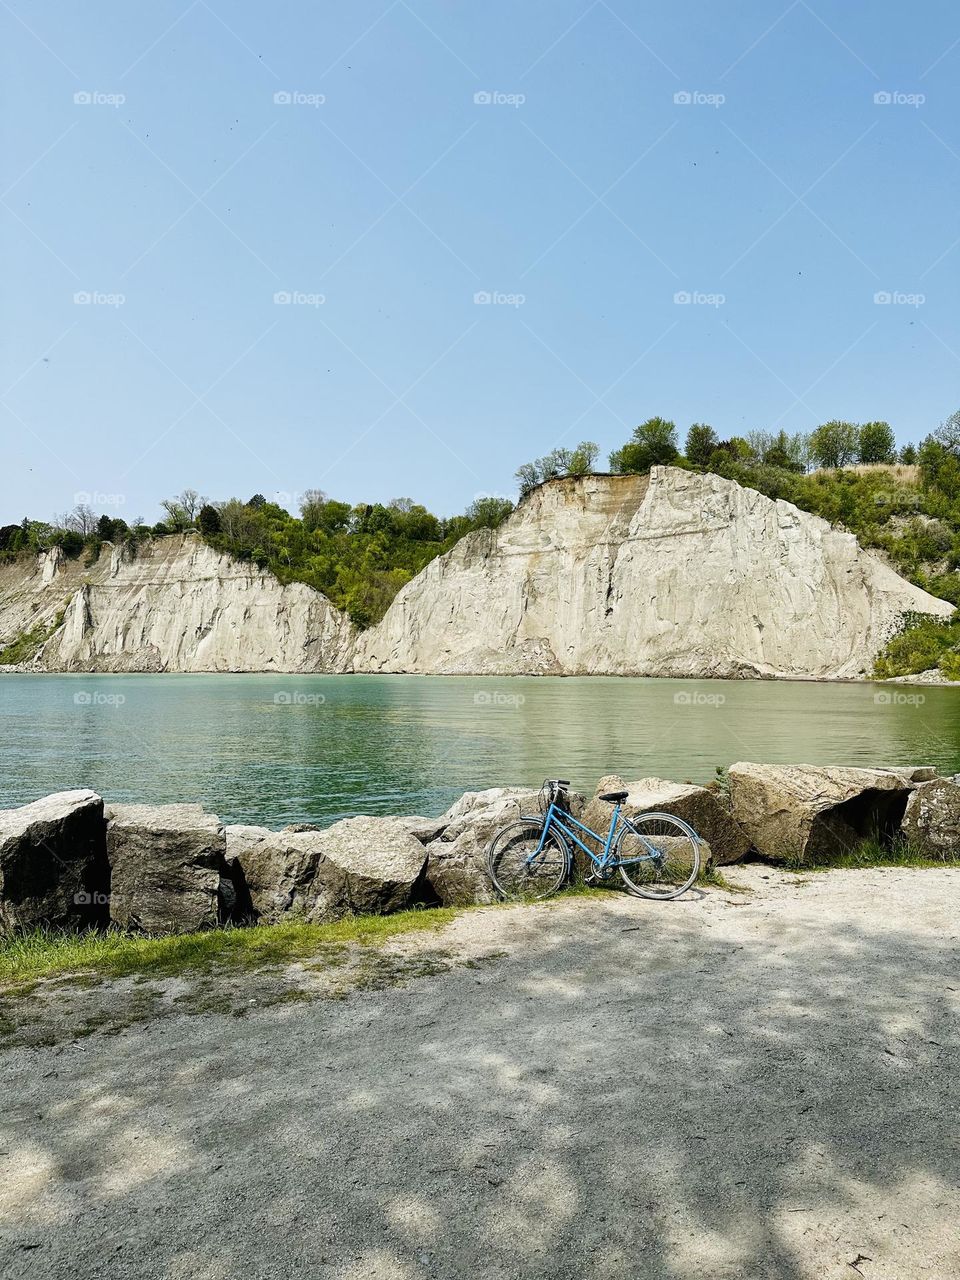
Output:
787,837,960,872
0,905,461,989
0,612,63,665
873,611,960,680
0,862,733,994
700,866,750,893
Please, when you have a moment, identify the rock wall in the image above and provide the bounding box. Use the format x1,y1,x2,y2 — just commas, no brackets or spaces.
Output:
0,535,355,673
4,768,958,933
355,468,953,678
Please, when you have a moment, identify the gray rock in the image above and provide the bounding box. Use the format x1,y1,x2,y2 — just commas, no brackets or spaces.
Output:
728,763,913,864
423,831,498,907
225,824,333,925
876,766,939,784
226,816,428,924
400,816,450,844
581,776,744,866
901,779,960,858
106,803,226,934
0,789,108,930
317,816,428,915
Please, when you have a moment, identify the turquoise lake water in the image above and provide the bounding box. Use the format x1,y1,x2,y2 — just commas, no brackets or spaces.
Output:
1,674,958,827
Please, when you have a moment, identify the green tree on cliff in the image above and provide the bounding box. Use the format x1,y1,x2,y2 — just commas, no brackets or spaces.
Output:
858,421,896,464
809,421,859,469
684,423,718,467
609,418,679,474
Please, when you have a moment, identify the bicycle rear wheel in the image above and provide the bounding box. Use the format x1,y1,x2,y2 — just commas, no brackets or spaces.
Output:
615,812,700,900
487,819,569,902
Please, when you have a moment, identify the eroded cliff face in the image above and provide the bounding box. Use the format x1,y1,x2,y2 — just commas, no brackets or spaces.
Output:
354,467,954,678
0,535,355,673
0,470,953,678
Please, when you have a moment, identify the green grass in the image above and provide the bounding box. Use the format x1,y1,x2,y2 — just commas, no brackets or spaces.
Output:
873,611,960,679
0,906,461,988
0,861,741,991
0,612,63,665
700,866,749,892
787,837,959,872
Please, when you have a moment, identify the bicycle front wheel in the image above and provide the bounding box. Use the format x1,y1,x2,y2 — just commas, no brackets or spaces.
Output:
615,812,700,900
487,819,569,902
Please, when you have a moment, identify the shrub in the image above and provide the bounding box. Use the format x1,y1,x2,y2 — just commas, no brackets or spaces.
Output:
874,611,960,678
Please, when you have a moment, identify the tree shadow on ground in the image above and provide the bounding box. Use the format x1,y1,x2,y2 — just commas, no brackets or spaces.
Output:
2,881,959,1279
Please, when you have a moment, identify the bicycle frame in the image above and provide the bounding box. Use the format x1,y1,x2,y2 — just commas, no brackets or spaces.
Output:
534,801,659,871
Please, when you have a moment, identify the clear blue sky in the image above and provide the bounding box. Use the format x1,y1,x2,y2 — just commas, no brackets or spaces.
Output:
2,1,958,524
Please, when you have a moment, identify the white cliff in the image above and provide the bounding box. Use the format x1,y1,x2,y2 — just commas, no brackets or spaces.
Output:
0,535,355,673
0,470,953,678
354,467,954,679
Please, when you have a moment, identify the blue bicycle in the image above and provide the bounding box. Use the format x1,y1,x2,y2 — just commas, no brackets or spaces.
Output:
487,779,701,902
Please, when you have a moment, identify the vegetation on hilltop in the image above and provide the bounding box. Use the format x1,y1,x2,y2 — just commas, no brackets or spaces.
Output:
512,412,960,677
0,491,513,629
195,490,512,627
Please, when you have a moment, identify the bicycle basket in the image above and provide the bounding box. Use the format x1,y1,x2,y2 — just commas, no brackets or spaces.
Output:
538,779,570,814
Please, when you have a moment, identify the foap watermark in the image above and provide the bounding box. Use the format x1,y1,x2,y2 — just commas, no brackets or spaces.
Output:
472,490,514,503
673,690,726,707
74,291,125,307
874,491,923,509
74,90,125,107
273,90,325,107
74,490,125,507
473,691,526,708
73,890,111,906
74,690,126,707
874,290,925,308
874,690,925,707
273,690,326,706
874,90,924,108
271,490,307,511
473,90,525,108
674,290,725,308
473,290,526,308
674,90,725,108
274,290,325,307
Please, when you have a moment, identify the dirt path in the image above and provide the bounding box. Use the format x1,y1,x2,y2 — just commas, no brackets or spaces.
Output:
2,867,959,1280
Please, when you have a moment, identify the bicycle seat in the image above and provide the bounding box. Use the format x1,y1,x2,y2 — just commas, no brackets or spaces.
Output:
598,790,629,803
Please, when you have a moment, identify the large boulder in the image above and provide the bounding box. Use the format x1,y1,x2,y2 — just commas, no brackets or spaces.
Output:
106,803,227,934
225,824,345,924
317,816,428,915
422,787,584,906
0,790,108,930
900,779,960,858
225,825,321,924
581,775,745,866
728,762,913,864
226,816,428,923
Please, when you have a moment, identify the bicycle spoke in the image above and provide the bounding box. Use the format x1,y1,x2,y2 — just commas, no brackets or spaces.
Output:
487,820,568,902
615,814,700,900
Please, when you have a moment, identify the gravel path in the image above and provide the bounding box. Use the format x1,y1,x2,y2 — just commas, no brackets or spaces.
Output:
2,867,959,1280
